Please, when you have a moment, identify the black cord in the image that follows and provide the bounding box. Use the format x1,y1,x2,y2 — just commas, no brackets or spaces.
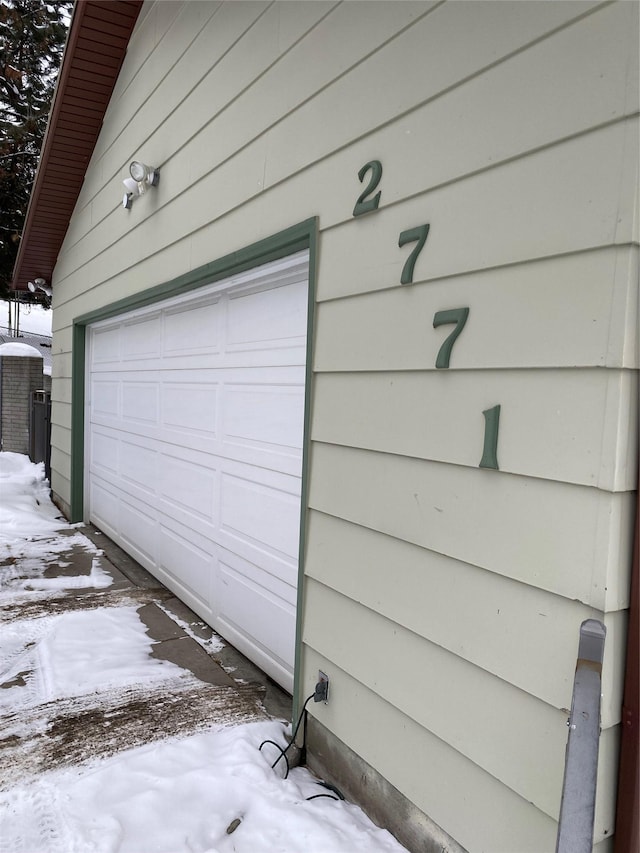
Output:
258,739,290,777
259,693,346,806
259,692,315,779
290,692,315,746
311,780,345,800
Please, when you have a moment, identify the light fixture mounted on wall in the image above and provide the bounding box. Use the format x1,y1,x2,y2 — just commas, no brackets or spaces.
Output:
28,278,52,298
122,160,160,209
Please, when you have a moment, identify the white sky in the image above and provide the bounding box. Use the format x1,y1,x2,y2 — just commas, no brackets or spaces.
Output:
0,453,407,853
0,300,52,336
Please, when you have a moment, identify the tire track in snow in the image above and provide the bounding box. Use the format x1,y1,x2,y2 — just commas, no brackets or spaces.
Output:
0,617,50,709
0,586,171,623
0,677,265,790
0,782,74,853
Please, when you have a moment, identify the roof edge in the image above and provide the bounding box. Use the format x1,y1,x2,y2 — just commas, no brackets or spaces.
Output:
11,0,143,293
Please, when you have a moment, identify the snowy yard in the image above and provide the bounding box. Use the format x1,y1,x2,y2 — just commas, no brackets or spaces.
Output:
0,453,406,853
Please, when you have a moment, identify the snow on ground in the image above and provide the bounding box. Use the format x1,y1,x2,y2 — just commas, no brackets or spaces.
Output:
0,454,407,853
0,607,184,711
1,726,401,853
0,452,65,540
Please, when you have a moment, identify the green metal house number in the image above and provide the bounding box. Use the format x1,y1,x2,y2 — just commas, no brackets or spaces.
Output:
351,161,500,471
351,161,430,284
353,160,383,217
480,405,501,470
398,224,429,285
433,307,469,369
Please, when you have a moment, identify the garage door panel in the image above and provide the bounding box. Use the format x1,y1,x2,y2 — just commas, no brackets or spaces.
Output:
216,533,298,593
158,527,213,605
91,430,119,474
87,251,309,690
227,280,307,351
119,498,158,567
92,419,216,457
159,436,302,480
159,455,217,521
92,467,214,547
120,441,157,496
215,446,302,479
121,313,162,361
161,383,218,436
91,325,121,366
217,559,296,666
90,463,158,518
155,434,219,469
163,299,222,355
154,498,219,547
220,474,301,560
217,454,301,491
91,380,120,418
218,547,298,604
219,346,307,369
157,504,221,555
90,479,120,537
122,382,159,426
222,384,304,452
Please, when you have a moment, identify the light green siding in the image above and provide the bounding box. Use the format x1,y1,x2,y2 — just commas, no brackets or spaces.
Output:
49,2,638,850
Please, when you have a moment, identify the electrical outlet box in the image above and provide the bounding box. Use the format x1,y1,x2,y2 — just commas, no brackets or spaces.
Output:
314,670,329,702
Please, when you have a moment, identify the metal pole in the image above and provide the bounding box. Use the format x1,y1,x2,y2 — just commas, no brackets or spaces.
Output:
0,357,3,451
556,619,606,853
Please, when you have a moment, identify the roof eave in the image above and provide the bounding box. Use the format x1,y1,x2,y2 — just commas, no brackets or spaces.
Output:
11,0,143,294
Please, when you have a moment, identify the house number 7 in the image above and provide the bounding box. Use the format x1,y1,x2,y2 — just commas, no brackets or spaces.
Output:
433,307,469,369
398,224,429,285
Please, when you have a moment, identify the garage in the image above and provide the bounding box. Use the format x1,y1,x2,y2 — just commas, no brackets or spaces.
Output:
84,251,310,692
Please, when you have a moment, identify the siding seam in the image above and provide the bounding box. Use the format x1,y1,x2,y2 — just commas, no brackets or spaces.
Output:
306,506,634,587
308,436,638,494
313,243,640,305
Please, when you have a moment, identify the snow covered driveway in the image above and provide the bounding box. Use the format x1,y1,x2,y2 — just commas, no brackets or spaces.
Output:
0,454,406,853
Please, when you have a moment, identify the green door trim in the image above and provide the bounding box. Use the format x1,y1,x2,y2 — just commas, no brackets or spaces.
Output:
71,217,318,715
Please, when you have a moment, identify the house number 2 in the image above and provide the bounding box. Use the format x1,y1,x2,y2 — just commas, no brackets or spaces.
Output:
353,161,501,469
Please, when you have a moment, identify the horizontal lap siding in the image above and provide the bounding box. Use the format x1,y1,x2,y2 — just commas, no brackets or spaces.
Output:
304,513,629,727
52,0,624,304
298,2,636,849
303,576,621,824
312,369,637,490
303,643,621,853
314,247,639,370
308,443,634,612
49,1,638,850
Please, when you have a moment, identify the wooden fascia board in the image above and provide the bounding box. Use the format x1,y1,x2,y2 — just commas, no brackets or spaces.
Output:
11,0,142,293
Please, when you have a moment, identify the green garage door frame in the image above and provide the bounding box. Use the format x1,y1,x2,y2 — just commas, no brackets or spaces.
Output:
70,217,318,712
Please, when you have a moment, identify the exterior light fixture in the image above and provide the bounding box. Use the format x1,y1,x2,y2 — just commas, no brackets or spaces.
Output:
129,160,159,187
28,278,52,297
122,161,160,209
123,177,141,196
122,177,141,209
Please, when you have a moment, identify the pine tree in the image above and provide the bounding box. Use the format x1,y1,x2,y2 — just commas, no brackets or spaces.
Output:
0,0,71,299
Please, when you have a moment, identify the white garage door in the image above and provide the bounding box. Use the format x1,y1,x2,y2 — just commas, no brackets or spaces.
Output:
85,252,309,692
